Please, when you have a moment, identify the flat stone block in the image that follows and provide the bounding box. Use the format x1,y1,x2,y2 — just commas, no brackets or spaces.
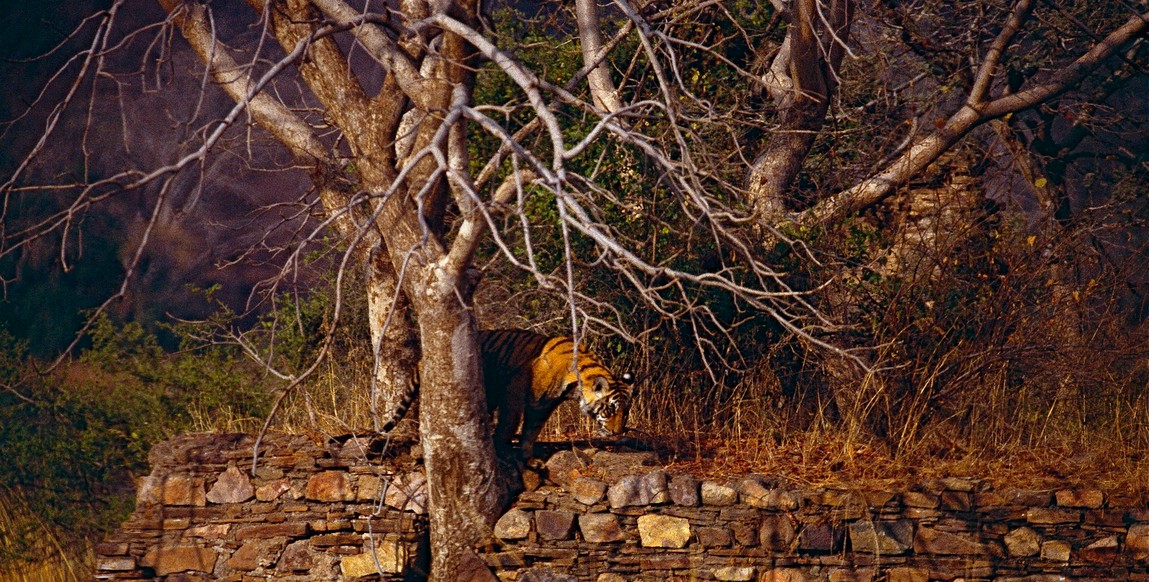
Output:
636,514,691,548
340,539,409,576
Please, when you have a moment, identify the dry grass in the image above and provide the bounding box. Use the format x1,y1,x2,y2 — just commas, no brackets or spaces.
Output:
0,486,91,582
264,350,1149,499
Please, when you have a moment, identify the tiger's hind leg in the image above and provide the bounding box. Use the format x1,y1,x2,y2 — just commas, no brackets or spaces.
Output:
492,378,526,456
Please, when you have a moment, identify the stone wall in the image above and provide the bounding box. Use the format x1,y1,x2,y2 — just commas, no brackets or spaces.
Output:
95,433,1149,581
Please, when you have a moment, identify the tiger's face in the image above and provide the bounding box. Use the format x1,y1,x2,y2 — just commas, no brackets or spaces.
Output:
574,372,634,435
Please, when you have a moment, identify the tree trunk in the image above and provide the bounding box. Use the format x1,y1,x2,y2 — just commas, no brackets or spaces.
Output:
415,291,503,579
747,0,853,222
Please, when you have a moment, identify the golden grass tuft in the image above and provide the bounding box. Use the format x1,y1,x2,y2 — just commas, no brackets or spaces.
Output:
0,486,91,582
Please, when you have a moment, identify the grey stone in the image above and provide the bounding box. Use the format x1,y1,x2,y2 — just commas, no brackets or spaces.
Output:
714,566,756,581
759,514,796,551
701,481,738,505
1041,540,1071,562
913,525,988,555
1004,526,1041,557
848,520,912,555
607,470,669,508
1128,523,1149,559
578,513,626,543
566,477,608,505
206,464,254,504
535,510,575,541
494,508,531,540
741,478,800,510
670,474,700,506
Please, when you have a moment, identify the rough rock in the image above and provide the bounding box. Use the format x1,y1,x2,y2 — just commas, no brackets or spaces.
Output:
636,514,691,548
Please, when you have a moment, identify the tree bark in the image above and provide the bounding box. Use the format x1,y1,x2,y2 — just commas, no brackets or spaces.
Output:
747,0,853,222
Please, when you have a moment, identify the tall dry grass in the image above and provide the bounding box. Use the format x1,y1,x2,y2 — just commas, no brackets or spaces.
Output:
0,486,91,582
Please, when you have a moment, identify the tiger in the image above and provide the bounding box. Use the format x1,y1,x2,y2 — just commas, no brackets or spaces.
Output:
382,329,634,459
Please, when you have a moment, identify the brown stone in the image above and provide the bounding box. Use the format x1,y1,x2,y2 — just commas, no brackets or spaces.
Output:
494,508,531,540
696,526,733,547
356,474,381,501
340,539,409,576
886,567,928,582
798,522,844,552
902,491,938,509
566,477,608,506
607,471,669,508
741,479,800,510
1081,535,1119,563
161,475,207,507
227,540,284,571
205,465,254,504
913,526,987,555
1055,488,1105,508
1041,540,1071,562
759,514,796,551
828,568,875,582
140,545,217,575
184,524,230,539
306,471,353,502
235,522,309,540
760,568,806,582
1026,507,1081,524
384,471,427,514
701,481,738,505
578,513,626,543
310,533,361,547
544,450,588,486
277,540,314,572
1003,526,1041,557
96,557,135,571
848,520,912,555
713,566,756,581
639,553,691,570
1128,524,1149,559
636,514,691,548
669,474,700,506
939,491,971,511
535,510,575,541
255,478,292,502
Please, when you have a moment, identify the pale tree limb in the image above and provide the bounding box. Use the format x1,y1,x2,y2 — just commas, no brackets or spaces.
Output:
799,7,1149,227
576,0,624,113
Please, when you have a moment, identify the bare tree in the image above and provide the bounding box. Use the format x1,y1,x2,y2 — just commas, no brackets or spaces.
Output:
3,0,1147,577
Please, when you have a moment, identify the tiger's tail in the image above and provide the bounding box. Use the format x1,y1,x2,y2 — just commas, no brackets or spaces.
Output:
380,372,419,432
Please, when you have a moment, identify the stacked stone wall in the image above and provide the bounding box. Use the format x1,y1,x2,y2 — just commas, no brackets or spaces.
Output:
96,433,1149,581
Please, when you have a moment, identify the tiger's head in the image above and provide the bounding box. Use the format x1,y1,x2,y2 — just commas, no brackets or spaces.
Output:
574,370,634,435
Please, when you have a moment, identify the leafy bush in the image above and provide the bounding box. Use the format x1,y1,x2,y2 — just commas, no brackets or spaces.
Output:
0,316,271,566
